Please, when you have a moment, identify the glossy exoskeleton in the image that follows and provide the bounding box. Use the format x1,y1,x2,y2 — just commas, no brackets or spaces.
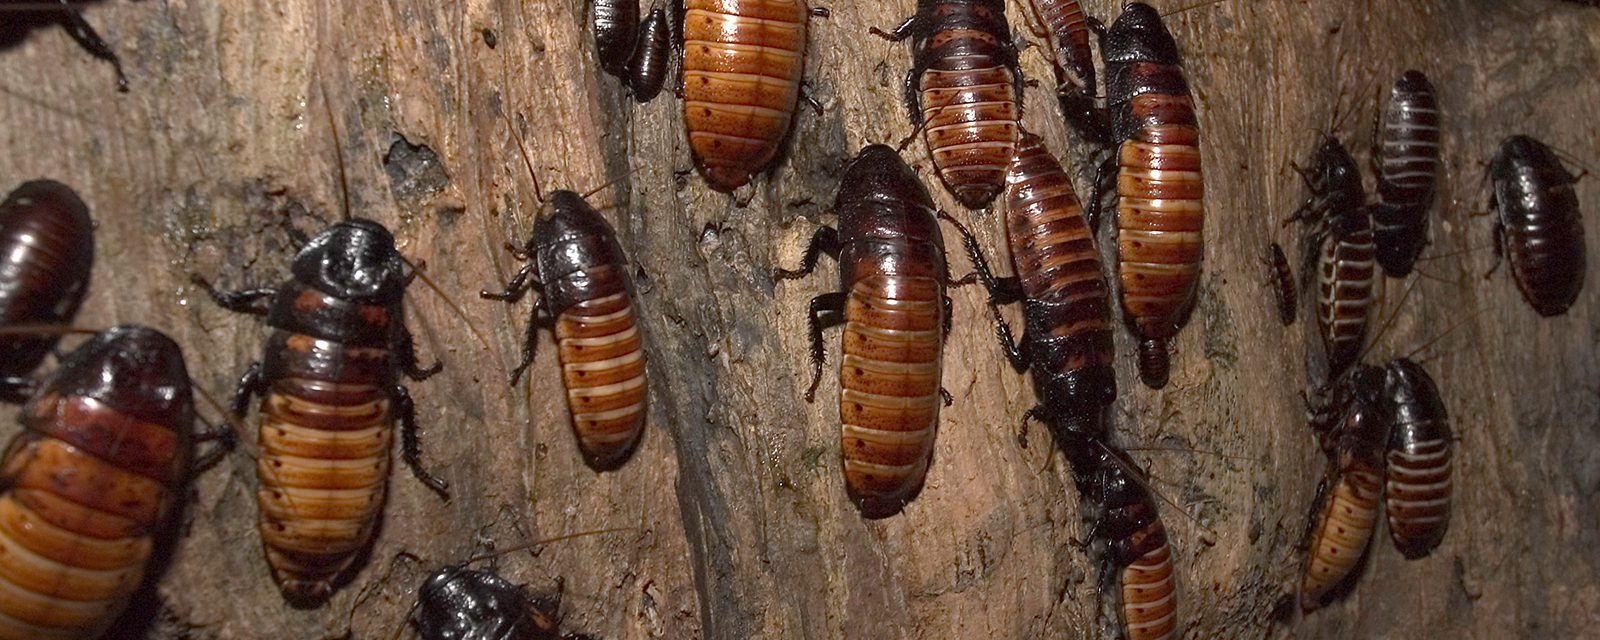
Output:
1487,135,1586,316
0,180,94,402
0,0,127,91
1381,358,1452,559
774,144,956,518
481,191,648,471
1266,242,1295,326
0,325,227,639
1300,365,1385,611
1372,70,1441,277
875,0,1022,209
1062,436,1177,640
1292,138,1375,380
1020,0,1106,144
593,0,640,79
193,218,447,606
1097,2,1204,389
626,3,670,102
414,566,596,640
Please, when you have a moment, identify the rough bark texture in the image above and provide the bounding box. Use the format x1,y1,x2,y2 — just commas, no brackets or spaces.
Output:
0,0,1597,638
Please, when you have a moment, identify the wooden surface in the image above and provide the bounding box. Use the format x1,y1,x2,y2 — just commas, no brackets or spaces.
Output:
1,0,1598,638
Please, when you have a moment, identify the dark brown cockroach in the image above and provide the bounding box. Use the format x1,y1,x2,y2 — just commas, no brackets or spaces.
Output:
1266,242,1296,326
0,0,127,91
1062,437,1177,640
774,144,956,518
1097,2,1204,389
1291,138,1375,380
626,2,671,102
1487,135,1586,317
1301,365,1385,611
1020,0,1106,144
593,0,640,79
413,566,602,640
1371,70,1441,278
0,325,227,639
193,219,448,606
0,180,94,402
1380,357,1451,559
480,188,647,471
682,0,812,191
874,0,1021,209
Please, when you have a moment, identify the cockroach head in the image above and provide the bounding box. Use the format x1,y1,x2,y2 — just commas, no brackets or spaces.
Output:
1383,358,1446,420
37,325,193,428
837,144,927,203
415,565,532,640
1107,3,1180,64
293,218,409,303
531,190,616,249
1491,135,1559,175
1393,69,1434,95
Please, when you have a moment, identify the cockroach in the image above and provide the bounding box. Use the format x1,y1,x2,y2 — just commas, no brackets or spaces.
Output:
1487,135,1586,317
1062,437,1177,640
1020,0,1106,144
1371,70,1441,278
1381,357,1451,559
593,0,640,79
774,144,955,518
1291,138,1374,380
479,188,648,471
0,180,95,401
1266,242,1296,326
1098,2,1204,389
1300,364,1386,611
682,0,812,191
626,3,670,102
0,325,227,639
192,218,448,606
874,0,1022,209
0,1,127,91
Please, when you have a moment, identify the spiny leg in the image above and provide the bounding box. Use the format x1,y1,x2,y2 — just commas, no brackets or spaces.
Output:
937,210,1023,303
55,0,127,92
509,305,554,386
396,323,443,381
192,419,238,472
1088,154,1118,235
230,362,266,419
803,292,846,402
481,260,542,303
0,377,37,404
191,275,276,316
394,384,450,499
774,226,841,281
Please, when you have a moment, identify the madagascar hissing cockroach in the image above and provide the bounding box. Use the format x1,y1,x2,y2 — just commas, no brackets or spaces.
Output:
1062,437,1177,640
1291,138,1375,380
1097,2,1204,389
413,567,598,640
1371,70,1441,278
593,0,640,79
0,180,95,401
0,1,127,91
682,0,812,191
874,0,1021,209
1020,0,1106,144
480,187,648,471
192,218,448,606
1266,242,1296,326
1487,135,1587,317
774,144,956,518
626,3,671,102
0,325,228,639
1300,365,1385,611
1381,357,1452,559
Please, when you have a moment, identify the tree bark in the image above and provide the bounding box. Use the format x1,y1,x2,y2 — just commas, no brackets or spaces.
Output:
0,0,1597,638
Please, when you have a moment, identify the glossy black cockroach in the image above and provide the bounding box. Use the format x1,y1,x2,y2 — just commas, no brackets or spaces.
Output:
1020,0,1106,144
0,0,127,91
0,325,229,639
0,180,95,402
626,2,670,102
1381,357,1452,559
1300,364,1385,611
874,0,1022,209
192,218,448,606
1487,135,1586,317
593,0,640,79
1371,70,1441,278
1290,138,1375,380
1096,2,1204,389
1266,242,1296,326
774,143,963,518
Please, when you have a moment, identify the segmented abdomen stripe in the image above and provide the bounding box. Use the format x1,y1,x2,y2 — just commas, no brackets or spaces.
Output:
1121,529,1177,640
1006,136,1113,353
1378,104,1440,197
920,60,1019,206
838,274,943,505
556,290,648,462
1301,469,1382,608
682,0,808,189
1385,437,1452,548
1317,230,1376,368
1117,119,1203,339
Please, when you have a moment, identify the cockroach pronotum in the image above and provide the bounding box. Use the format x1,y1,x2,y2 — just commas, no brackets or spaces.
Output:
1381,357,1452,559
0,325,226,639
1062,437,1177,640
192,218,448,606
1098,2,1204,389
1487,135,1587,317
0,180,95,401
1300,365,1385,611
774,144,954,518
1371,70,1441,278
626,3,671,102
0,1,128,91
1266,242,1296,326
593,0,640,79
682,0,812,191
1020,0,1106,144
874,0,1022,209
1291,138,1375,380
